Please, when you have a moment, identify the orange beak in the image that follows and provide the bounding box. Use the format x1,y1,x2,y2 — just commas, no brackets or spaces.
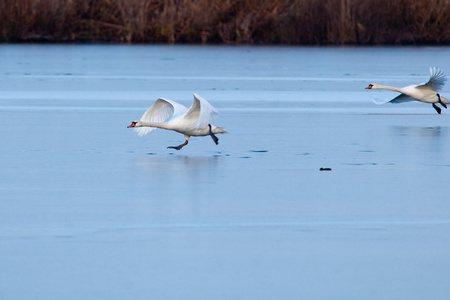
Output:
365,85,373,89
127,122,136,128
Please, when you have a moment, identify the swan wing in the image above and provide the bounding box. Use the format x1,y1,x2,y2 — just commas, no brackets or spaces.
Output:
419,67,447,92
373,94,413,105
388,93,414,104
373,98,390,105
136,98,187,136
183,93,218,129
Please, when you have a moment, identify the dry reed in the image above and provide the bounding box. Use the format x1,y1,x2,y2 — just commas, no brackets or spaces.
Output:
1,0,450,44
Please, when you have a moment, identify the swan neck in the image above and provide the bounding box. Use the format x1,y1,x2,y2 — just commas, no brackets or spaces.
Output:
374,85,403,93
139,122,172,130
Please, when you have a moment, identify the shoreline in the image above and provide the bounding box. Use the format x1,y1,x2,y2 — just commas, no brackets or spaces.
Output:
1,0,450,45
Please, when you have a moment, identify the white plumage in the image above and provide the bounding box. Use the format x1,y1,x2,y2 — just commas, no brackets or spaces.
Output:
366,67,449,114
128,93,226,150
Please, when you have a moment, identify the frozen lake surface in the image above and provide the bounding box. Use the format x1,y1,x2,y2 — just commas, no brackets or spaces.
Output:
1,45,450,299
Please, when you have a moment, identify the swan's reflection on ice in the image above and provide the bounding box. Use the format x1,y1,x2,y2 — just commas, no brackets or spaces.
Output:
390,126,444,137
135,154,220,171
133,154,222,196
132,154,224,219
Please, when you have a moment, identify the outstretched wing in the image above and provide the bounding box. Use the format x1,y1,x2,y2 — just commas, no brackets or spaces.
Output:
418,67,447,92
373,93,413,105
183,93,218,129
135,98,187,136
388,93,414,104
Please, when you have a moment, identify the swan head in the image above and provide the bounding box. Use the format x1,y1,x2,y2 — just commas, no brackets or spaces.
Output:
127,121,140,128
365,83,382,90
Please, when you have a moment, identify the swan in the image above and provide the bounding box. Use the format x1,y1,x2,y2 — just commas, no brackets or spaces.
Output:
128,93,226,150
365,67,449,114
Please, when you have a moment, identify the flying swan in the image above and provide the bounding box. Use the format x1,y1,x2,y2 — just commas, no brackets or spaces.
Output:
365,67,449,114
128,93,226,150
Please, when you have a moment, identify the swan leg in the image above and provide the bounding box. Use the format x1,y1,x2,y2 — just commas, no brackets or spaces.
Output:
168,136,190,150
208,124,219,145
437,93,447,109
432,103,442,114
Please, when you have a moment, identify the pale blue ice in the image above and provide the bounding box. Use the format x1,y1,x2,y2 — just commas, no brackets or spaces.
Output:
1,45,450,299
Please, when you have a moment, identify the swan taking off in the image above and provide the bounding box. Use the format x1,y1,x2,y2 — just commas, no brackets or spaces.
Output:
365,67,449,114
128,93,226,150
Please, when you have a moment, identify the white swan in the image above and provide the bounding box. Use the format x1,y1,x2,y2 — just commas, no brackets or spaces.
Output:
128,93,226,150
366,67,449,114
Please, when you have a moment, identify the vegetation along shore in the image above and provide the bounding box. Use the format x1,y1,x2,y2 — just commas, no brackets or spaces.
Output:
1,0,450,44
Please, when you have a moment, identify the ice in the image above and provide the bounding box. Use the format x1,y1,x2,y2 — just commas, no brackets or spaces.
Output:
1,45,450,299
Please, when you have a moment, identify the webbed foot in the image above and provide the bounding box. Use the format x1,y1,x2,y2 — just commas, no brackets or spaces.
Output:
437,93,447,109
167,140,188,150
433,103,442,114
208,124,219,145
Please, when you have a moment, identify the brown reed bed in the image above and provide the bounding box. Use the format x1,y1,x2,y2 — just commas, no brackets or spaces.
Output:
1,0,450,44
